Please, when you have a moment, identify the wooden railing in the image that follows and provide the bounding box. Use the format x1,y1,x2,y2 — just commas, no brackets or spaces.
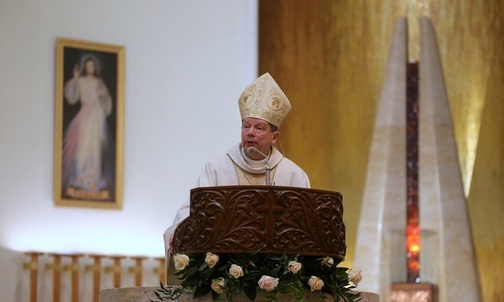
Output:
23,252,166,302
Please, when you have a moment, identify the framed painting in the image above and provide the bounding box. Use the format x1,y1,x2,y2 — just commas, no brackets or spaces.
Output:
54,38,125,209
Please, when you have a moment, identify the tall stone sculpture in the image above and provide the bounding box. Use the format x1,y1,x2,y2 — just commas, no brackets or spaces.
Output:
353,17,407,300
354,17,482,302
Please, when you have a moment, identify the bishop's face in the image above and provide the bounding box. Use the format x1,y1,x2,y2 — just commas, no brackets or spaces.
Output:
241,117,279,160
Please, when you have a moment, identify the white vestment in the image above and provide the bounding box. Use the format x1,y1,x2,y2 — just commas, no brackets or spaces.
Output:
163,143,310,253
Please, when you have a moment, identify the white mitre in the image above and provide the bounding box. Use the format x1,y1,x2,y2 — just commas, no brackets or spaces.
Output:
238,73,291,128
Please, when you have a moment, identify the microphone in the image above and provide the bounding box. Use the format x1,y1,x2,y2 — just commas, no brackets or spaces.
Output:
246,147,271,186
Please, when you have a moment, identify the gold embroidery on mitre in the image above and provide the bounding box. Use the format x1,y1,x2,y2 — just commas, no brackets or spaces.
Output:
238,73,291,128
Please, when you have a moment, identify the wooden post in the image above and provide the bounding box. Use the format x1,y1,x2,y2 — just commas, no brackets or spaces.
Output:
129,256,147,286
154,257,166,285
63,254,83,302
85,254,104,302
105,256,125,288
46,254,63,302
24,252,43,302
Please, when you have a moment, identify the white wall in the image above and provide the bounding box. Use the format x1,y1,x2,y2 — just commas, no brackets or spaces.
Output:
0,0,257,300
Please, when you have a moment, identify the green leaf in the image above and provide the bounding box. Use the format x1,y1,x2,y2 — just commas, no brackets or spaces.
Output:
193,285,211,299
243,283,257,301
185,264,199,276
211,289,220,301
199,262,209,271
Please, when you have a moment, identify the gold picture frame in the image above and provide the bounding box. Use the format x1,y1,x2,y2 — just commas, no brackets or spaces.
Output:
54,38,125,209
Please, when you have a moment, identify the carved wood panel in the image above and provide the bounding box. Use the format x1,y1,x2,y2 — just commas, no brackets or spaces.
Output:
171,186,346,261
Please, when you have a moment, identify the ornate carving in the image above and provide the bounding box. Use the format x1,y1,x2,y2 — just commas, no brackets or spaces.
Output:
171,186,346,261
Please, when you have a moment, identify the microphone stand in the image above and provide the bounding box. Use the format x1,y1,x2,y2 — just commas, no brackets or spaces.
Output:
265,161,271,186
247,147,272,185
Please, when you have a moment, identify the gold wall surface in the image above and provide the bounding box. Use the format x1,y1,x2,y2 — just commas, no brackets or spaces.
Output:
258,1,503,301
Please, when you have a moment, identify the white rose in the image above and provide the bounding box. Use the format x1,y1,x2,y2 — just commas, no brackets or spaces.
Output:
172,254,190,271
258,275,279,292
321,256,334,267
229,264,244,279
288,261,302,274
211,277,225,294
348,269,362,287
308,276,325,292
205,252,219,268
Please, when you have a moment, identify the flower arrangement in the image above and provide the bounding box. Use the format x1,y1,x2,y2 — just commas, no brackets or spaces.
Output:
151,250,362,302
